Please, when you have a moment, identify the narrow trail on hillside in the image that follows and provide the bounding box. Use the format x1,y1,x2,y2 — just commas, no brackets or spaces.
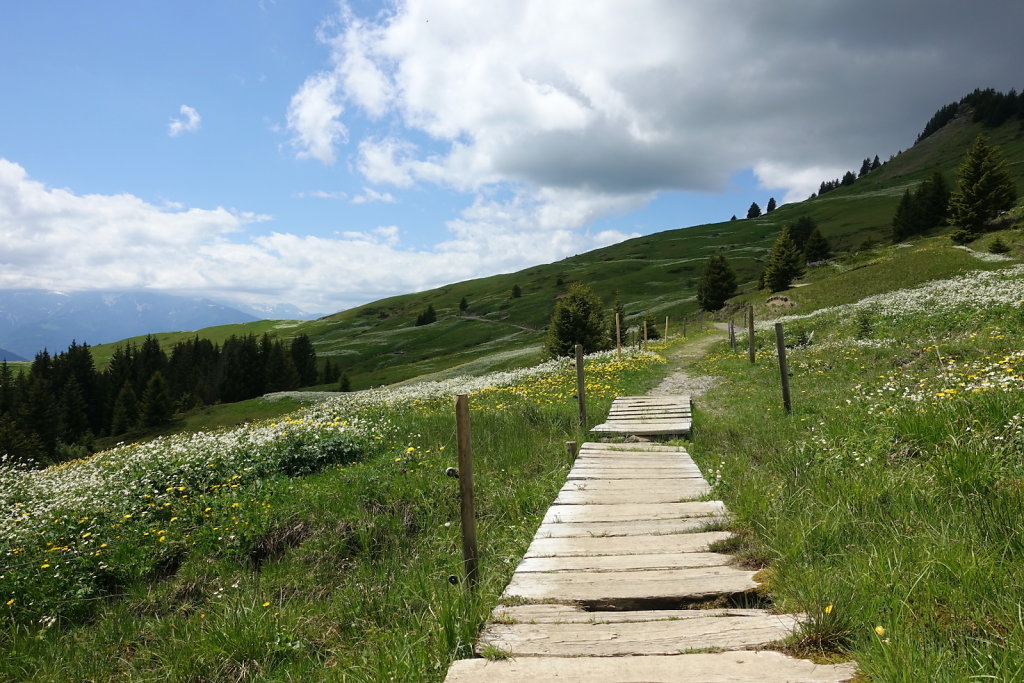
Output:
648,328,726,399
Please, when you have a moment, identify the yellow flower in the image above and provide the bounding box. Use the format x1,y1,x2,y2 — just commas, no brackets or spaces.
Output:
874,625,886,637
40,563,51,569
6,599,14,606
824,604,833,614
262,601,271,607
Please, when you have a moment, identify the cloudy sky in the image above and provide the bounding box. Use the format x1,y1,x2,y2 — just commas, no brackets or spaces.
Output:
1,1,1021,315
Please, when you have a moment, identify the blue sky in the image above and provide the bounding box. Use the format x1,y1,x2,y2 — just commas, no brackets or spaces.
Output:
2,1,1022,315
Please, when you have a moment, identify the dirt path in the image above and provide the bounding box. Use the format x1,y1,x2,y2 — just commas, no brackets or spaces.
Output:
648,329,726,399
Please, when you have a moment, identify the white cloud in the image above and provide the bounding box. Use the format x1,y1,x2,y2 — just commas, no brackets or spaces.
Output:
0,159,628,313
286,71,347,163
350,187,396,204
294,189,347,200
168,105,202,137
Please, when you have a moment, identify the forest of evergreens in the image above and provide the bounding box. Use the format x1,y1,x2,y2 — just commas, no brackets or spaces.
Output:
0,333,331,468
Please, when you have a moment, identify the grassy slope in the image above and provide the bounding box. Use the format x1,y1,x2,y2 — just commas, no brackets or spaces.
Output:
84,114,1024,392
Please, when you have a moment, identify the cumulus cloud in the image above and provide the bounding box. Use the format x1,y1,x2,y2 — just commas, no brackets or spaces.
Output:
350,187,396,204
0,159,628,313
168,105,202,137
287,72,346,163
292,0,1024,201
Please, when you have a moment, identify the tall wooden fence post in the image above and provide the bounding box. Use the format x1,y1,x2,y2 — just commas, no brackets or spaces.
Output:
643,319,648,345
774,323,793,414
575,344,587,427
747,304,756,364
454,394,479,587
615,312,622,357
729,320,737,353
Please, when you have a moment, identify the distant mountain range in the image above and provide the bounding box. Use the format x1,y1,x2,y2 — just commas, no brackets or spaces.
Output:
0,290,317,359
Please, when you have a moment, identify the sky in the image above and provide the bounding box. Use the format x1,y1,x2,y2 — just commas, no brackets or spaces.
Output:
1,1,1022,316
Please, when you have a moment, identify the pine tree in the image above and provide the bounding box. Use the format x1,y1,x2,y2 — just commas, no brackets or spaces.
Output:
766,197,777,213
459,297,468,314
338,372,352,392
871,155,881,171
511,284,522,298
841,171,857,186
110,381,139,435
789,216,817,250
695,254,738,311
0,415,44,466
763,228,805,292
949,135,1018,239
140,371,174,428
891,189,919,242
57,376,89,445
746,202,762,219
803,228,832,262
859,158,872,178
544,283,609,357
289,334,318,386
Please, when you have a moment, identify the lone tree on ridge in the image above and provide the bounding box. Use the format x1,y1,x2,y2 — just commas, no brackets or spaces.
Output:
544,282,609,357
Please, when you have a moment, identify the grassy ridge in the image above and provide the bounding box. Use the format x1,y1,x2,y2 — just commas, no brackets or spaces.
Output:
690,238,1024,679
84,115,1024,391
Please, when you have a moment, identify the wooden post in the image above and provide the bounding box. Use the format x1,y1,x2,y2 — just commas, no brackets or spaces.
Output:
774,323,792,414
664,316,669,340
643,319,648,345
615,312,622,356
566,440,577,465
747,304,756,364
729,320,737,353
574,344,587,427
454,394,479,587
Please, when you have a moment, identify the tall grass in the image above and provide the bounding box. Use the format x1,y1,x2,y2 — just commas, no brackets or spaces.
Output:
691,263,1024,680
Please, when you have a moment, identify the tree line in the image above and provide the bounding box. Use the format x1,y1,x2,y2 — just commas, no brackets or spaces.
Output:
0,333,328,467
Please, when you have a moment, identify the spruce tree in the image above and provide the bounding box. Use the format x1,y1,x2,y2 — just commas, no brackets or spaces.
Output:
140,371,174,428
695,254,738,311
511,284,522,298
803,228,832,262
949,135,1017,238
543,283,609,357
459,297,468,314
891,189,919,242
110,381,139,435
789,216,817,250
766,197,777,213
763,228,805,292
338,372,352,392
746,202,762,219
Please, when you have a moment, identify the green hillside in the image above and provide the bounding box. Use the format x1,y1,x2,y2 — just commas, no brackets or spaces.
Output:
90,105,1024,392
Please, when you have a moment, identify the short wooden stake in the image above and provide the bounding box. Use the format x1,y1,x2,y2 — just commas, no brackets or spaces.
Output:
747,305,756,364
566,440,577,464
774,323,792,414
643,319,648,344
454,394,479,587
574,344,587,427
664,315,669,340
729,320,737,353
615,312,622,356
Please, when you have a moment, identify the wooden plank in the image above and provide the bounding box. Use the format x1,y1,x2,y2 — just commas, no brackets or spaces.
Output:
514,552,733,573
478,612,802,656
542,501,725,523
491,604,773,623
554,486,709,504
445,652,857,682
533,516,727,538
503,566,759,604
524,531,732,557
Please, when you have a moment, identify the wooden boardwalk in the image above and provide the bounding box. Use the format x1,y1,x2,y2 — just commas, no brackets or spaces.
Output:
444,440,856,682
590,395,692,437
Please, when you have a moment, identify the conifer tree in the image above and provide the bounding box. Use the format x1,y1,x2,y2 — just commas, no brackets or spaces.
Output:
57,376,89,445
762,228,805,292
544,283,609,357
949,135,1018,240
789,216,818,250
746,202,762,219
766,197,777,213
871,155,881,171
459,297,469,314
338,372,352,392
511,284,522,298
841,171,857,186
803,228,832,262
695,254,738,311
110,381,139,435
289,334,318,386
140,371,174,428
891,189,919,242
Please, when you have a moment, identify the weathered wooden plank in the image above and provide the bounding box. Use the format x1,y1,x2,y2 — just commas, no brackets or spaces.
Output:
524,531,733,557
445,652,857,682
542,501,725,523
514,551,733,573
554,485,709,504
503,566,759,604
478,611,801,656
490,604,773,624
533,516,727,538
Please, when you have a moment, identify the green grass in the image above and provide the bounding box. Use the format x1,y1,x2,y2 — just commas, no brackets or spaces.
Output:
0,349,669,681
689,246,1024,679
